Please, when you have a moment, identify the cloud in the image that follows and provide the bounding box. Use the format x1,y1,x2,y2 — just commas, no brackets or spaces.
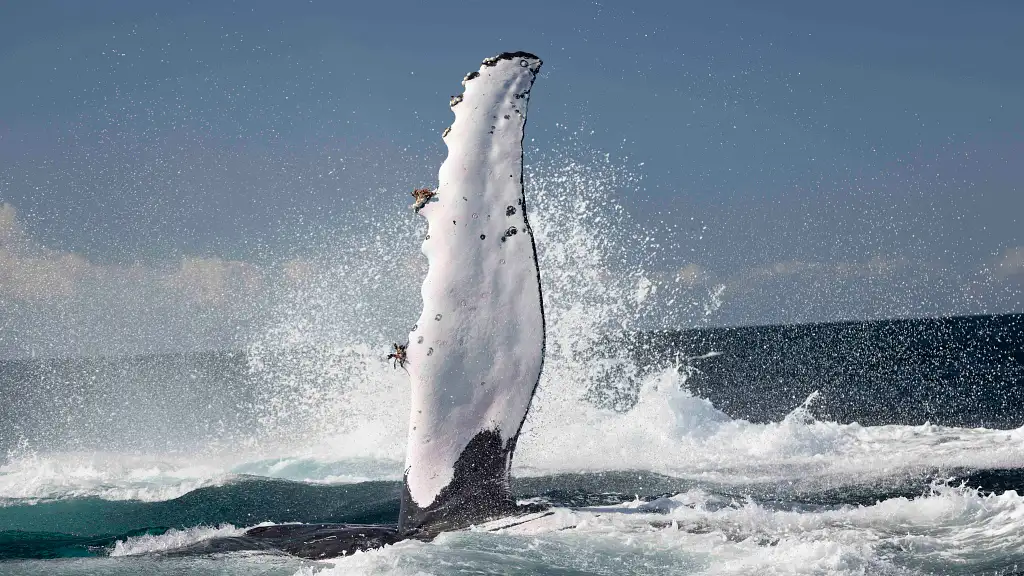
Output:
835,255,907,278
742,256,907,282
684,252,1009,327
0,203,16,239
0,201,430,359
0,251,90,303
167,256,264,305
282,258,315,284
767,260,817,276
0,203,91,303
994,247,1024,280
0,203,280,358
0,204,269,308
675,263,706,287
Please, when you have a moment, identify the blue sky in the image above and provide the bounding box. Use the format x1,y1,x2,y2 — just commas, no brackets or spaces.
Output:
0,0,1021,356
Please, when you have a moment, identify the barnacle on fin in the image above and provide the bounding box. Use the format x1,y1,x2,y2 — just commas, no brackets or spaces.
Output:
411,187,437,212
387,342,408,370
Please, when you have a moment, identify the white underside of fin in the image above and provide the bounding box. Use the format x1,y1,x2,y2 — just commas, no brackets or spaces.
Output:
404,54,544,508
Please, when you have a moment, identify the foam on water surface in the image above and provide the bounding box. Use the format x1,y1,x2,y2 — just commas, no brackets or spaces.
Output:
292,485,1024,576
0,451,231,504
515,367,1024,487
109,523,250,556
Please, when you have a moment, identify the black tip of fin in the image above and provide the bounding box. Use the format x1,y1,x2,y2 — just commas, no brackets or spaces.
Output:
482,52,543,68
398,429,518,535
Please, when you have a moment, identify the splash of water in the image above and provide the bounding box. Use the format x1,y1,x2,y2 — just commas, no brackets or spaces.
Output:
4,139,1024,505
244,136,702,459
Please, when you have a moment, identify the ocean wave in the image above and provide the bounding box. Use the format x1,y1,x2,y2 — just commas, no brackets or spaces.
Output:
302,484,1024,576
0,451,231,504
515,367,1024,490
109,523,250,556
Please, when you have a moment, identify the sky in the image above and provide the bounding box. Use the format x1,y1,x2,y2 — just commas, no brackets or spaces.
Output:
0,0,1022,358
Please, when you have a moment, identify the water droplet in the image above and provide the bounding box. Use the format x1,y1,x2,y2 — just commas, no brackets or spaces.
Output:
412,324,418,331
499,259,505,264
520,59,529,67
425,234,430,240
435,313,442,321
427,347,434,356
480,381,486,387
506,205,516,216
417,336,424,344
472,213,479,219
480,234,486,240
460,300,467,307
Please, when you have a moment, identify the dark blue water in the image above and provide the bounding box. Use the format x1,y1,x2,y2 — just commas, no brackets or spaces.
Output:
627,313,1024,427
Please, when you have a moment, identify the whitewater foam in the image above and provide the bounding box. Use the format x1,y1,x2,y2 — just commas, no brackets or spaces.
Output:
0,451,231,504
298,485,1024,576
517,367,1024,489
109,523,250,556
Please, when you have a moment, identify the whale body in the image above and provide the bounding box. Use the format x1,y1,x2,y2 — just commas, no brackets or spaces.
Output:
400,51,545,534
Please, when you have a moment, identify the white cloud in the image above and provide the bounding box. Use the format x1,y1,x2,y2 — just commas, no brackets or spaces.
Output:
994,247,1024,279
282,258,315,284
734,255,908,284
166,256,264,305
0,203,283,358
0,203,269,307
675,263,705,287
770,260,816,276
834,255,908,278
0,203,91,303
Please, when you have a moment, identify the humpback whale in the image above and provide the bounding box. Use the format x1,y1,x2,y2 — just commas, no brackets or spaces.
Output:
176,52,546,559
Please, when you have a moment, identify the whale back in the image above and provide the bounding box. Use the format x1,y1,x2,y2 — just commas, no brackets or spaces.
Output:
400,52,545,533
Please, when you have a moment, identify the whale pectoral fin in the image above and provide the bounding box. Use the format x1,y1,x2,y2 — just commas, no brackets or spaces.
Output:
400,429,519,534
400,52,545,535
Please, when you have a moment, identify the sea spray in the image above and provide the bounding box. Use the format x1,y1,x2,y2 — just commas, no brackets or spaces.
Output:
110,524,248,556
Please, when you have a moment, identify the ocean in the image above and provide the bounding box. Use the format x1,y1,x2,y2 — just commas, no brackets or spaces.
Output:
2,313,1023,575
